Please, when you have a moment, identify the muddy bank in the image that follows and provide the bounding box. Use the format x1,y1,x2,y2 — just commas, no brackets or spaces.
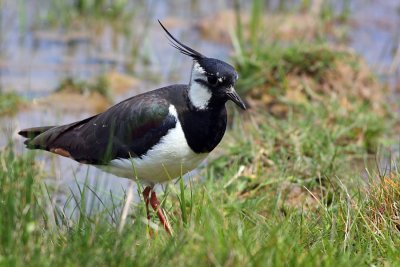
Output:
34,71,139,113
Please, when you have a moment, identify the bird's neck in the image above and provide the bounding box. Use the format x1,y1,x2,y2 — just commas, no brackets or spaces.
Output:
188,80,212,110
188,63,212,110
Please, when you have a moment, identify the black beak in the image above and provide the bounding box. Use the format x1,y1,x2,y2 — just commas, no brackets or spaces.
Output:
226,87,246,110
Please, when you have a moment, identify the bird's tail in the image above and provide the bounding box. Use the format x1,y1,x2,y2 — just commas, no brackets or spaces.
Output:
18,126,55,138
18,126,56,148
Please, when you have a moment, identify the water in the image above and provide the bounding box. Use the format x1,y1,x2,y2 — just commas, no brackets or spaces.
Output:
345,0,400,85
0,0,399,219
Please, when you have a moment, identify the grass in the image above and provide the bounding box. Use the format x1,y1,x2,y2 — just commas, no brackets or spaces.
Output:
73,0,129,19
42,0,133,27
0,92,25,116
319,0,351,23
0,85,398,265
233,42,344,95
56,76,112,100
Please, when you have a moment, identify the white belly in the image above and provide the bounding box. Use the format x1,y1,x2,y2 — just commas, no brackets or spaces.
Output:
97,105,208,184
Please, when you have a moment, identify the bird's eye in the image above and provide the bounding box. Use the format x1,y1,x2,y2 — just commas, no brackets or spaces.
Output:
207,76,218,85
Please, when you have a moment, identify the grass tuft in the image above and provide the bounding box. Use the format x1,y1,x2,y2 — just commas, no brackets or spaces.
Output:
367,171,400,233
235,42,347,95
56,76,112,100
0,92,25,116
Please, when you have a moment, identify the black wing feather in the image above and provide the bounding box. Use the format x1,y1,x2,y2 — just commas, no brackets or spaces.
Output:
20,89,178,164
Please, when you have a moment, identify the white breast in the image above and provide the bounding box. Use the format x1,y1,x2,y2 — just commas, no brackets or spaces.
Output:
98,105,208,184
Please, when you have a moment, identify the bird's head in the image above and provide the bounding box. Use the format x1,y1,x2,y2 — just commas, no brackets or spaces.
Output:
159,20,246,111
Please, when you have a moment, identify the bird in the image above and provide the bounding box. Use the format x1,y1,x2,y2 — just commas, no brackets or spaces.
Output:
18,20,246,235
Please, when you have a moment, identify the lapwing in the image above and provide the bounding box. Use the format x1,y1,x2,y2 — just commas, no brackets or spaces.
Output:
18,20,246,235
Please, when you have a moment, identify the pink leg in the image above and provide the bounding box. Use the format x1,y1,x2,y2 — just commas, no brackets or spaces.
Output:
150,190,172,235
142,186,153,235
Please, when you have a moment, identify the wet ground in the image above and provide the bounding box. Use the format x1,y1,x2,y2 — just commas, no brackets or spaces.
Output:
0,0,399,217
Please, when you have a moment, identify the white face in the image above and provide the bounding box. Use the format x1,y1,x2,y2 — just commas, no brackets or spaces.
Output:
188,62,212,110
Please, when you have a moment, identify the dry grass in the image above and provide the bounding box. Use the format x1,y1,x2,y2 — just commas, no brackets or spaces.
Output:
367,172,400,232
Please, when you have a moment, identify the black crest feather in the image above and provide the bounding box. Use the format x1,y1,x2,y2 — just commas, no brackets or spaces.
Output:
158,20,204,60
